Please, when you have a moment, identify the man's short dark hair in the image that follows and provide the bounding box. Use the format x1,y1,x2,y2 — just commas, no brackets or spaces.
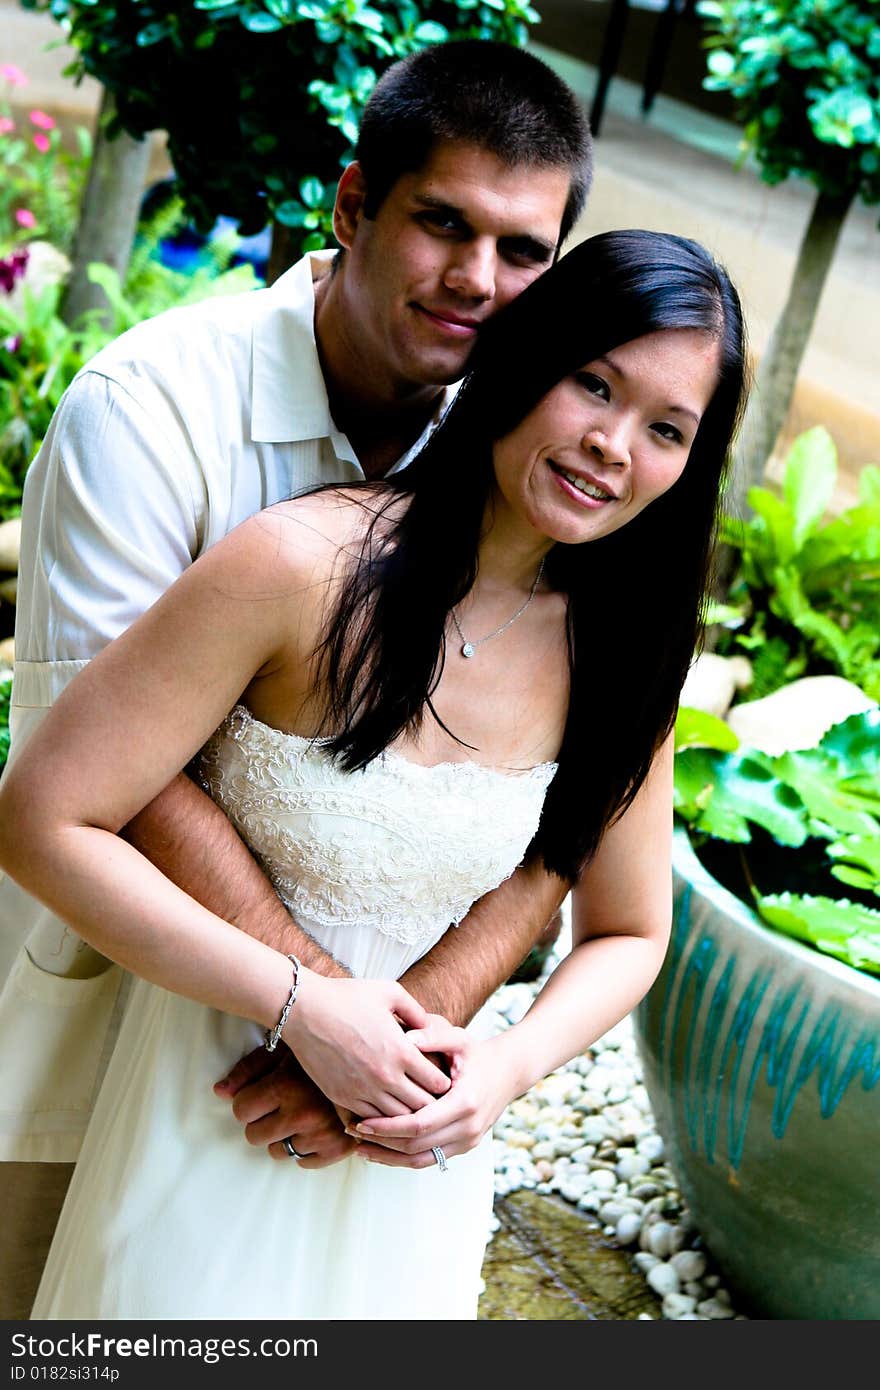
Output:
354,40,593,247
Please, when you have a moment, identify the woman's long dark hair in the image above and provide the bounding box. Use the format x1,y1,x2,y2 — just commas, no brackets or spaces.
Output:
318,230,748,883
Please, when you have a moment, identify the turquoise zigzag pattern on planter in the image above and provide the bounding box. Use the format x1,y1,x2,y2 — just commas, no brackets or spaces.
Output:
656,886,880,1170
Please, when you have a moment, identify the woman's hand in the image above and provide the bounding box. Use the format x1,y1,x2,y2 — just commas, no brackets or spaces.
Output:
282,972,463,1117
344,1030,519,1169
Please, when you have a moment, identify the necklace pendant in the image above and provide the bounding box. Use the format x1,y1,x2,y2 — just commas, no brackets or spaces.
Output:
461,642,475,659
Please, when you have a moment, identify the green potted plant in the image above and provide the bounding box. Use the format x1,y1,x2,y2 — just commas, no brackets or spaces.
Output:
634,427,880,1319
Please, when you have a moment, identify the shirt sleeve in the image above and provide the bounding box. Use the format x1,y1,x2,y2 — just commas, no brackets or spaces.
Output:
11,365,205,732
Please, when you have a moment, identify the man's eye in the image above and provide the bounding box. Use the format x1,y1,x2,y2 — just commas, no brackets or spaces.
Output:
503,243,553,267
575,372,609,400
420,211,458,233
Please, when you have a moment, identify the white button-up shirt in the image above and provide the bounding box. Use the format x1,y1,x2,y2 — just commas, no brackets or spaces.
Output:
0,251,455,1159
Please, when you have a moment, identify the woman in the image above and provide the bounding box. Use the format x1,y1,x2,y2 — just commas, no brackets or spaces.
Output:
0,230,746,1320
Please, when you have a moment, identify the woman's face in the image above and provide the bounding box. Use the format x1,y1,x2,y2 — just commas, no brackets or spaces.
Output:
491,328,721,548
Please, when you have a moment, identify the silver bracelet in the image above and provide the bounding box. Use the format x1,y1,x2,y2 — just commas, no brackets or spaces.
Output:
264,954,301,1052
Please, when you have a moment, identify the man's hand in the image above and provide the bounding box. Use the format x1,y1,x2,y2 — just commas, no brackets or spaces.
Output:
214,1045,357,1169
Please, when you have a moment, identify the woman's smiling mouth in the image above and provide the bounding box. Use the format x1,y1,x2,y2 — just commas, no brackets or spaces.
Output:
548,460,618,505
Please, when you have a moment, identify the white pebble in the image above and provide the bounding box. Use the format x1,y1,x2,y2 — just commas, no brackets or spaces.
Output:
663,1292,697,1318
599,1201,629,1224
633,1252,659,1273
671,1250,708,1282
577,1192,604,1213
637,1134,665,1162
588,1168,617,1191
647,1262,680,1297
697,1298,735,1320
617,1153,652,1182
648,1222,676,1259
615,1212,643,1246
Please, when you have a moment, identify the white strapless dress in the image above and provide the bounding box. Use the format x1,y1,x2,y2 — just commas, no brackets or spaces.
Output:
32,706,556,1320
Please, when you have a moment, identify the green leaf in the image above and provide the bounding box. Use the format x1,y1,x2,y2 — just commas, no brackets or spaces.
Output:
298,175,324,209
136,21,173,46
301,231,328,252
827,834,880,895
819,708,880,780
707,49,735,77
413,21,449,43
756,893,880,976
746,487,795,564
704,599,746,628
674,748,807,846
783,426,837,551
674,706,740,752
272,200,309,227
859,466,880,506
241,10,284,31
775,749,880,836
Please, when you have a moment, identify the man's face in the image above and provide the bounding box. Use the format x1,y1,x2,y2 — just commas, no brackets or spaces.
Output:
334,140,572,394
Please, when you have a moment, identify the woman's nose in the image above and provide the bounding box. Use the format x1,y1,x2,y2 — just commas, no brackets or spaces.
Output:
581,423,631,468
443,242,496,301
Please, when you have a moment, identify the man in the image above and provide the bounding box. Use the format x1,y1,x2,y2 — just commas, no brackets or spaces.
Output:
0,38,592,1314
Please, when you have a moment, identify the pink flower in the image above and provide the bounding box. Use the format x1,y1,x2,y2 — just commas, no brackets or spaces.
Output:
14,208,36,229
0,117,14,136
0,248,29,295
29,109,55,130
33,133,50,154
0,64,28,88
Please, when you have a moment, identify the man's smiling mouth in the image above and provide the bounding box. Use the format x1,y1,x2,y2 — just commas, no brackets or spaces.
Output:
413,305,481,336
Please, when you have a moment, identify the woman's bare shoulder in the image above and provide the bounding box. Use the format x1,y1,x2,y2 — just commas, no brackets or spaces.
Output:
220,486,397,595
268,486,397,561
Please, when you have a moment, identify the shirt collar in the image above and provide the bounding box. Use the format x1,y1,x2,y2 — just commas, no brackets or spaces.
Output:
250,250,458,470
251,250,336,445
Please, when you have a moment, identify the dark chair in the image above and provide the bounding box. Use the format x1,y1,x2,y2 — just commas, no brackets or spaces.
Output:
590,0,699,136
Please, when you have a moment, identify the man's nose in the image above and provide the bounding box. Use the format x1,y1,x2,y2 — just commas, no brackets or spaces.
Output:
442,241,496,301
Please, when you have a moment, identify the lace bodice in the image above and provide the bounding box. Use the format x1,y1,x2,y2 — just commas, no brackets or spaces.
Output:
199,705,556,953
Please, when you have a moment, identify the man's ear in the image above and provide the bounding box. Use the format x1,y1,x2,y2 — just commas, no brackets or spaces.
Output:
333,162,369,251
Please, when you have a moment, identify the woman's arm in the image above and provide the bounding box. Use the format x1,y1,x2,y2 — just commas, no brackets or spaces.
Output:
0,507,452,1115
348,735,674,1164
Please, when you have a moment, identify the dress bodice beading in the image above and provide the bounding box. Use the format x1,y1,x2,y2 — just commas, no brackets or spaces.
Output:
198,705,557,951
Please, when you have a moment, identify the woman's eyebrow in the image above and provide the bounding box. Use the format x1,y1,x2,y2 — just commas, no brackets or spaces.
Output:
594,354,701,426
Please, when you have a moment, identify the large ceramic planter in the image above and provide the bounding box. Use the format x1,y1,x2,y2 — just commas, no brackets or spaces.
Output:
634,827,880,1319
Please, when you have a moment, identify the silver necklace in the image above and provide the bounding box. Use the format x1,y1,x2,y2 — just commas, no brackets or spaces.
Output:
451,558,545,659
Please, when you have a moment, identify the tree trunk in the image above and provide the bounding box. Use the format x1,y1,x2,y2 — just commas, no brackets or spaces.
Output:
727,186,853,518
62,88,152,328
266,220,298,286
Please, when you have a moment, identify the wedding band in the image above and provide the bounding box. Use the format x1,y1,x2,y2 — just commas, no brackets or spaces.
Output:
431,1145,448,1173
282,1136,304,1160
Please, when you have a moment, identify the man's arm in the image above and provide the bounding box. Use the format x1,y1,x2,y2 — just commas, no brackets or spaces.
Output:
126,773,566,1018
401,860,568,1023
212,847,567,1156
122,773,350,978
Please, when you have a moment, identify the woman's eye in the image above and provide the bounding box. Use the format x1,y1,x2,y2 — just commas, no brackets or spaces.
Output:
575,372,609,400
652,422,684,444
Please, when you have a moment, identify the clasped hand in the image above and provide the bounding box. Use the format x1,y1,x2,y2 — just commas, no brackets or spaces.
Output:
215,973,474,1166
